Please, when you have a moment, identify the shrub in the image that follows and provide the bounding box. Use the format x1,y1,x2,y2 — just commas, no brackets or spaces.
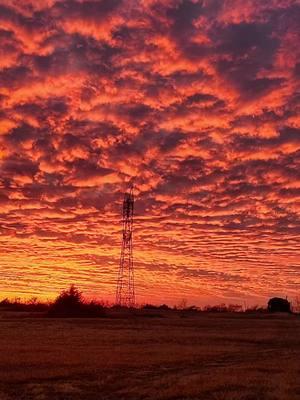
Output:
141,303,171,311
227,304,243,312
142,304,158,310
0,297,48,312
158,304,171,310
203,304,228,312
245,305,267,313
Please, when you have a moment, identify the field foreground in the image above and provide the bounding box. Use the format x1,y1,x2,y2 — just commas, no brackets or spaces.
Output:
0,312,299,400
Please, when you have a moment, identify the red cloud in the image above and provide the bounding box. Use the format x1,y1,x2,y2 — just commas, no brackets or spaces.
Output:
0,0,299,305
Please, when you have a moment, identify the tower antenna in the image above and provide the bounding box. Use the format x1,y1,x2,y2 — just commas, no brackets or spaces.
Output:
116,186,135,307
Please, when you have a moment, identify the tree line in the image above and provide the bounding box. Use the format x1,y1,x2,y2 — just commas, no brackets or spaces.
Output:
0,285,299,316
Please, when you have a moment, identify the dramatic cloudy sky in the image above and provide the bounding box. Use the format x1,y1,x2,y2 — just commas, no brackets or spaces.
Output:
0,0,299,306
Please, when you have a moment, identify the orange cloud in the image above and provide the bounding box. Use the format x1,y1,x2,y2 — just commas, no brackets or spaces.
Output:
0,0,299,306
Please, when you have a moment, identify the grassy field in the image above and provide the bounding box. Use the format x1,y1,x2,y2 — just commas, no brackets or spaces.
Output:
0,312,299,400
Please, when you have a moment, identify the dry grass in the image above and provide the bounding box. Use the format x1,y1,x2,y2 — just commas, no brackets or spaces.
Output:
0,312,299,399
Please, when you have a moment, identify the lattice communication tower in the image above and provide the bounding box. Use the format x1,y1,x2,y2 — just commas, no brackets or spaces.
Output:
116,187,135,307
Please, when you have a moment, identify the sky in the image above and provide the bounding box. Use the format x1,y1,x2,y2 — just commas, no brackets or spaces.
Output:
0,0,299,306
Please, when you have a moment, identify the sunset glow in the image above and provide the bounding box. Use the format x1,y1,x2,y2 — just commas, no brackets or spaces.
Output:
0,0,299,306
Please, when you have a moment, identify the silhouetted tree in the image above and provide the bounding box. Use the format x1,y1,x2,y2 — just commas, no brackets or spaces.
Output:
48,285,83,317
0,298,10,307
48,285,105,317
268,297,291,313
178,298,187,310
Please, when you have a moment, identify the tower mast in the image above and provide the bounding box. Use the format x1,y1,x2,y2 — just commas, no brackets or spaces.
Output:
116,186,135,307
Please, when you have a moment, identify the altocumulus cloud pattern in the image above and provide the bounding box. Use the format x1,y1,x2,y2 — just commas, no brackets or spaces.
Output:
0,0,299,305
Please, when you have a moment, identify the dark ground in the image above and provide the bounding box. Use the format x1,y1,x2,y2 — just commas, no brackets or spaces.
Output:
0,311,299,400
